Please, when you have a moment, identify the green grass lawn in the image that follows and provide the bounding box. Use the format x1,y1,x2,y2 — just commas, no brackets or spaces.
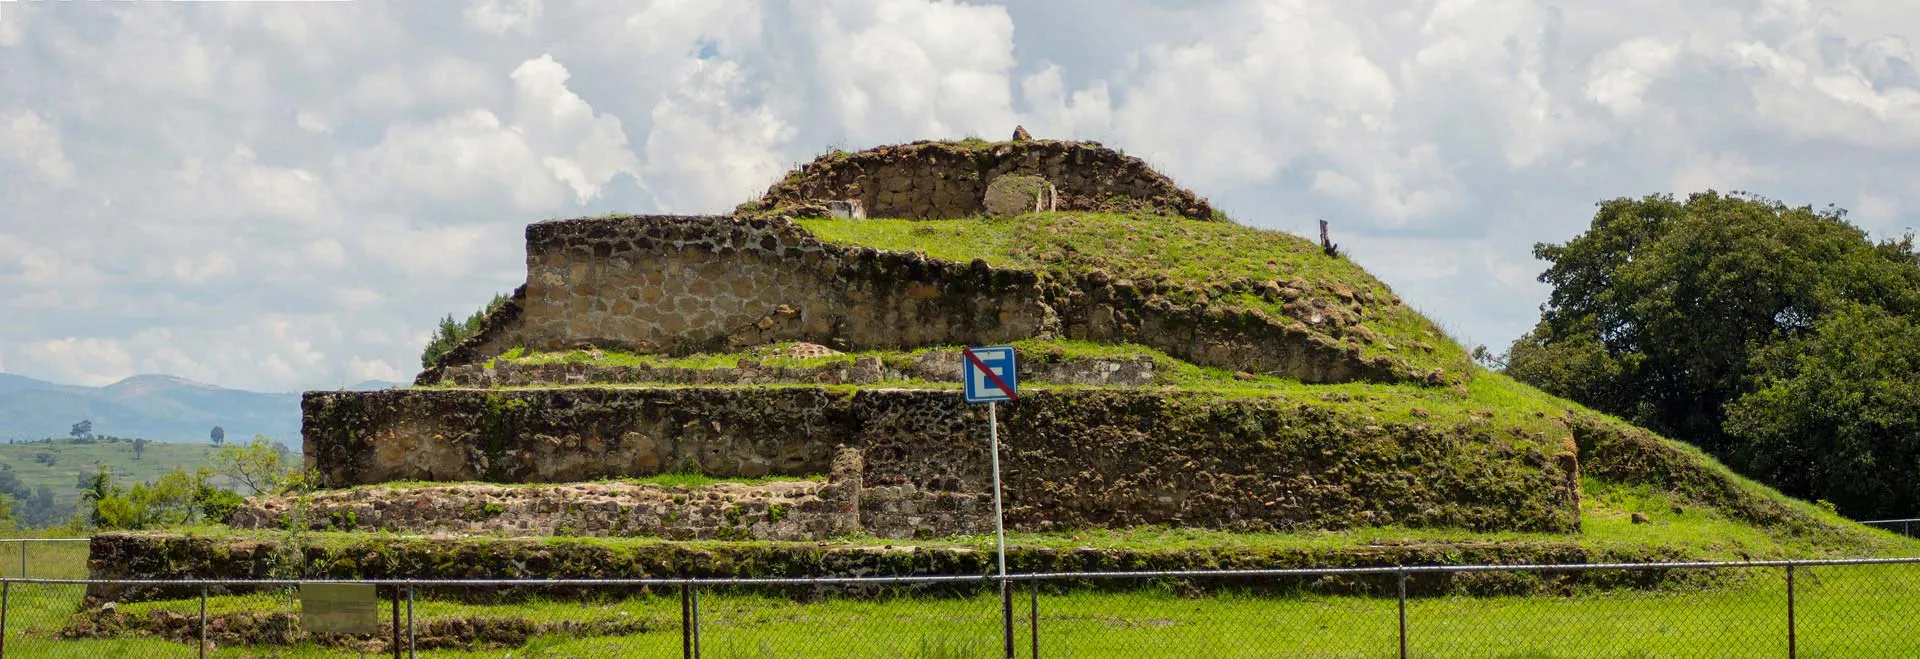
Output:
8,483,1918,657
9,561,1919,658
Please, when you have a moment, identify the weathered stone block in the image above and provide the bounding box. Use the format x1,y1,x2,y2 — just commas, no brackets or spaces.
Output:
304,387,1582,535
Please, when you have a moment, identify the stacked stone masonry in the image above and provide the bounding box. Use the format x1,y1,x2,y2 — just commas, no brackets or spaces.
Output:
420,214,1421,386
243,445,992,541
752,139,1215,221
431,348,1157,388
235,448,865,541
304,387,1582,536
87,531,1707,605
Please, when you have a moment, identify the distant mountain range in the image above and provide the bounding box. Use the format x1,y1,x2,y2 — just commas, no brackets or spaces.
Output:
0,373,402,445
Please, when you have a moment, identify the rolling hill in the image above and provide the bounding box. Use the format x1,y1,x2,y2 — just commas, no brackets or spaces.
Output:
0,373,402,445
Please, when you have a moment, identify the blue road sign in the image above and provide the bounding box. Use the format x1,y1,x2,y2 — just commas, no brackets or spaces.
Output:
962,346,1018,403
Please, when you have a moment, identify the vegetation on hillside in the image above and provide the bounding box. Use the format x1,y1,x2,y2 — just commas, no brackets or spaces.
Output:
798,212,1473,377
0,436,224,528
0,434,293,531
389,204,1918,547
83,435,296,531
1502,191,1920,519
420,292,511,369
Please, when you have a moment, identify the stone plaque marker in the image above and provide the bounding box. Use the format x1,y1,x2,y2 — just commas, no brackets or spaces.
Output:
826,199,866,219
301,583,379,634
983,175,1056,216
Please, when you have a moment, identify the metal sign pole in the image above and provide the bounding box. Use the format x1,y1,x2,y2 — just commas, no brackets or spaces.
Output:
989,400,1012,659
961,345,1019,659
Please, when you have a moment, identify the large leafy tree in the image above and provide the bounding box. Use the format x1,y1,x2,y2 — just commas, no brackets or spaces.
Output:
1726,305,1920,517
1507,191,1920,516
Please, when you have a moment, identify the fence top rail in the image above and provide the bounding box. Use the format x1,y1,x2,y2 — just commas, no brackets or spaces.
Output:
12,555,1920,587
1859,518,1920,524
0,537,89,544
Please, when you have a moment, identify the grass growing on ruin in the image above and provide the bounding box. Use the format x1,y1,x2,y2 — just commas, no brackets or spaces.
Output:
360,472,826,491
796,212,1474,375
463,339,1581,455
134,474,1917,561
999,480,1917,561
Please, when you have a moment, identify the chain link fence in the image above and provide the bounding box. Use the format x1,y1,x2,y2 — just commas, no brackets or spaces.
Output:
0,538,89,580
3,550,1920,657
1860,518,1920,539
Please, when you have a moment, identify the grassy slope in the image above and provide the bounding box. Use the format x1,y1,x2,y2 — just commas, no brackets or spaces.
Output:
460,347,1904,553
0,439,226,517
475,339,1572,440
18,211,1920,656
780,211,1909,557
798,212,1474,376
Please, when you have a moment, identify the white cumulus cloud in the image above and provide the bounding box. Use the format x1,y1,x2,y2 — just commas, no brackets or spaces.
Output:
1,0,1918,392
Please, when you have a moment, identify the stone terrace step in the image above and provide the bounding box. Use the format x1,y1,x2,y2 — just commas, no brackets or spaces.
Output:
431,346,1157,388
86,531,1726,604
237,446,994,541
230,478,859,542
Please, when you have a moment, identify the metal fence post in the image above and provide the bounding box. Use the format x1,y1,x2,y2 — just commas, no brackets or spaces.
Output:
1397,568,1408,659
198,583,208,659
681,583,692,659
1787,563,1797,659
1030,577,1038,659
18,542,25,579
3,580,11,659
406,584,416,659
1002,577,1015,659
691,584,702,659
391,585,402,659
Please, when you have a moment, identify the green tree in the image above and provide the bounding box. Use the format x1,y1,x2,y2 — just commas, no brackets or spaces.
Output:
80,464,240,530
1508,190,1920,516
420,292,510,369
69,420,92,440
25,485,57,528
210,425,225,446
1510,191,1920,447
79,466,123,528
212,434,293,495
1725,305,1920,518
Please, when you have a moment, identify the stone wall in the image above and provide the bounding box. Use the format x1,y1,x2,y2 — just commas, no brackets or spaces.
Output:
86,531,1712,604
240,446,996,541
751,140,1216,221
233,449,862,541
305,387,1583,535
429,350,1157,388
419,214,1424,386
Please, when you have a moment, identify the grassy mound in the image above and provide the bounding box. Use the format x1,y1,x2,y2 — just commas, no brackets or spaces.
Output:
431,339,1916,555
798,212,1473,377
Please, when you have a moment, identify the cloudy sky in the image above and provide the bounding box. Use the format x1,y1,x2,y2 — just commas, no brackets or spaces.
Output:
0,0,1915,392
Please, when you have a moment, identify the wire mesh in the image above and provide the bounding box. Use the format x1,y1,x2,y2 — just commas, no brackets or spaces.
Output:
696,582,1005,658
4,559,1920,657
1859,519,1920,539
0,538,89,579
1404,564,1783,658
1023,572,1395,658
1794,560,1920,657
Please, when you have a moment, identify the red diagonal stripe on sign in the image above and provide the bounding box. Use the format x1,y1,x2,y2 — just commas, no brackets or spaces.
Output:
961,347,1018,400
